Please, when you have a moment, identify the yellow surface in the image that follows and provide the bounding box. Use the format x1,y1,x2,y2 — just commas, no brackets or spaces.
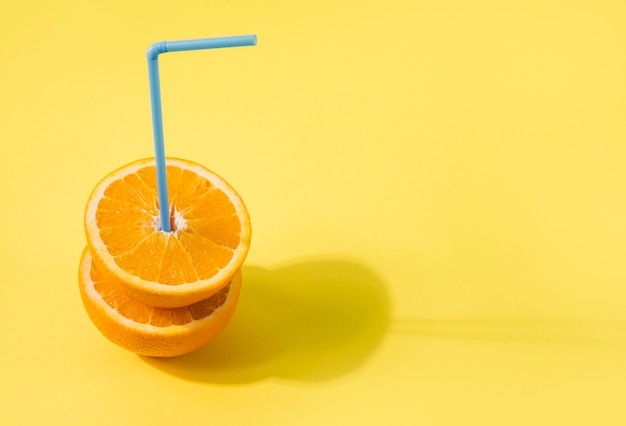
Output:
1,0,626,424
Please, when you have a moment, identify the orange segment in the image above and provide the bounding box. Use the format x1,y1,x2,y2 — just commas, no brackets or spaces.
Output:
84,158,251,308
79,248,241,357
185,216,242,248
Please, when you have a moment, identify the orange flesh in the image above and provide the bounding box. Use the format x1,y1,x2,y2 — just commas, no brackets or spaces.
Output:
95,165,241,285
90,258,230,327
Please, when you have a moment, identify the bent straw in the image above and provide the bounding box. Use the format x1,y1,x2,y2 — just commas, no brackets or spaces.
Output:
147,35,257,232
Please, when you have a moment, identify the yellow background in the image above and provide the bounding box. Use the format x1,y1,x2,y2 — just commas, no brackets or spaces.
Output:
1,0,626,424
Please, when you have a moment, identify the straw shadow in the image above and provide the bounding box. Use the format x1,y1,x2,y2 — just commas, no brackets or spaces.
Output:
391,317,626,346
141,257,390,384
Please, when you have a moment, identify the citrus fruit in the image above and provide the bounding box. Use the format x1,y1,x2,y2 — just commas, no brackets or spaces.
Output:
84,158,251,308
79,248,242,357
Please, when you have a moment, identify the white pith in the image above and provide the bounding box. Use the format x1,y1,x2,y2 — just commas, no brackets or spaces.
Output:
171,208,188,233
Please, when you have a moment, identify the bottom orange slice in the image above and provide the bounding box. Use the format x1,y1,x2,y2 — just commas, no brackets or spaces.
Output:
78,248,241,357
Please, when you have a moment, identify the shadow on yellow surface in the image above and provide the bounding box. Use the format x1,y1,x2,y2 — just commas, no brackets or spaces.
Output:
141,258,390,384
391,317,626,346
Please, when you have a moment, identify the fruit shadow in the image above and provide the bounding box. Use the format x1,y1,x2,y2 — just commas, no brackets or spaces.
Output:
140,257,391,385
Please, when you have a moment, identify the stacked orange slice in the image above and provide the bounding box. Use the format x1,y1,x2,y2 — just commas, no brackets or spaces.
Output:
78,158,251,357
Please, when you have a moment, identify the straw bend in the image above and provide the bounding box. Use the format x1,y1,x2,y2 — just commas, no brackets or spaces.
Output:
147,41,168,60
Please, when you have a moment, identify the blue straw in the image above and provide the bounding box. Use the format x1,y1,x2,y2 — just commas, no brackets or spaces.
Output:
146,35,257,232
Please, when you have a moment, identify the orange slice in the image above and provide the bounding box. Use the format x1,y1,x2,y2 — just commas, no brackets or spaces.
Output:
84,158,251,308
79,248,241,357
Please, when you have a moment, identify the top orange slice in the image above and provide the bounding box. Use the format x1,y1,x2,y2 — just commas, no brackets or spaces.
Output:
84,158,251,308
